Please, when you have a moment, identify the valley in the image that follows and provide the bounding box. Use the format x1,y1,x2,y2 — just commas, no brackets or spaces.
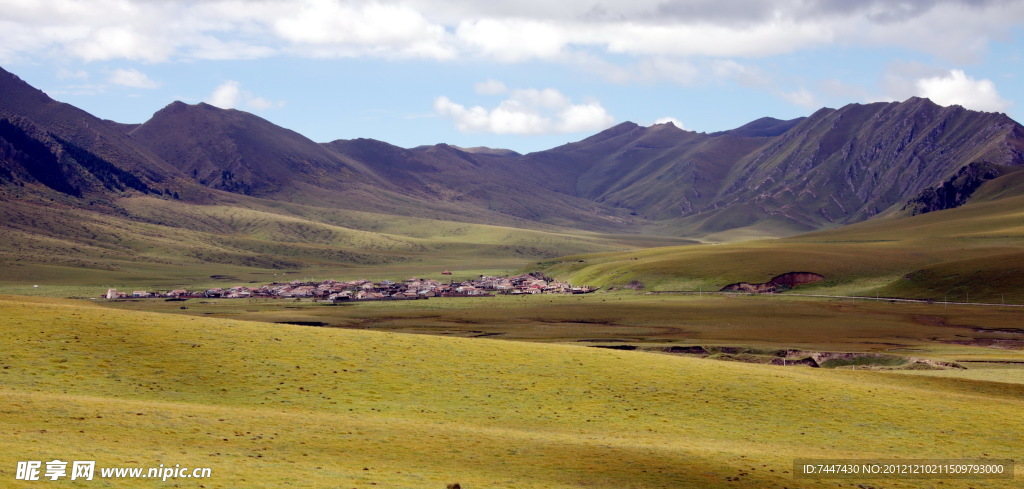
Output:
2,62,1023,488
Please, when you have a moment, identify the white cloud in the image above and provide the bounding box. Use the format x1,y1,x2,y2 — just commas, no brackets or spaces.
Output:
2,0,1022,67
206,80,284,111
56,67,89,80
207,80,242,109
633,57,700,85
652,117,685,129
710,60,771,87
558,102,615,132
47,84,108,97
573,53,701,85
455,18,567,62
780,87,819,108
840,1,1024,64
594,19,835,58
246,96,281,111
434,85,614,135
67,26,176,62
108,68,159,89
272,0,454,59
453,16,834,63
916,69,1010,112
873,61,949,103
474,79,508,95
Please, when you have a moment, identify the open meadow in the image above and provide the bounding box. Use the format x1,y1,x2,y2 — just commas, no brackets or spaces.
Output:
0,195,693,295
1,295,1022,488
4,12,1024,488
533,194,1024,303
3,173,1024,488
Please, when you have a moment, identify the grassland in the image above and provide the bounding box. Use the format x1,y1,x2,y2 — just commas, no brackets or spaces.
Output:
0,195,693,294
103,292,1024,362
533,194,1024,304
5,173,1022,309
2,295,1022,488
4,157,1024,487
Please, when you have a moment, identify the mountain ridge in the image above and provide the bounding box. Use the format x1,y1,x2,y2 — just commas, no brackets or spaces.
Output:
2,64,1023,241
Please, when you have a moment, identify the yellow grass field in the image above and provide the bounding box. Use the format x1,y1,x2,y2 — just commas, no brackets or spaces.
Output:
1,295,1021,488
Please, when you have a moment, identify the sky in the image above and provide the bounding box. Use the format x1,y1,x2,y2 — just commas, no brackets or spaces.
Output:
1,0,1023,153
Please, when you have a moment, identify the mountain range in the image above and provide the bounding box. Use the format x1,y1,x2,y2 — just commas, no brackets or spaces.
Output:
2,64,1023,248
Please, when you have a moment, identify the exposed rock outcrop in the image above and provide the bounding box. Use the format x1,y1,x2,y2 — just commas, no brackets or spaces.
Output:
902,161,1007,215
720,272,824,293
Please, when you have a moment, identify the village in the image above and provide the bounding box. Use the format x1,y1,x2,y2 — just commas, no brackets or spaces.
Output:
105,273,598,301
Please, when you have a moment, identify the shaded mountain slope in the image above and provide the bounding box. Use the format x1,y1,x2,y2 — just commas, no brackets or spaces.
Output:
0,66,181,198
323,138,638,231
4,64,1024,244
705,98,1024,232
128,101,382,197
127,101,637,232
517,98,1024,238
900,161,1017,215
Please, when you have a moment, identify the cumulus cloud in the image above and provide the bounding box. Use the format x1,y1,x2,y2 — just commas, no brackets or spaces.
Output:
206,80,284,111
915,69,1011,112
67,26,176,62
455,18,567,62
108,68,159,89
207,80,242,109
272,0,455,59
1,0,1022,122
434,85,614,134
1,0,1021,67
652,117,685,129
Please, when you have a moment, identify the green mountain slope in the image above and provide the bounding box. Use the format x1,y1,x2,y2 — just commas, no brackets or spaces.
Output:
0,193,677,291
533,187,1024,303
5,64,1024,289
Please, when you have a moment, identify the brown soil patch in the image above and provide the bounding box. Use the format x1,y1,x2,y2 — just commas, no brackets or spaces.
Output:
721,271,824,293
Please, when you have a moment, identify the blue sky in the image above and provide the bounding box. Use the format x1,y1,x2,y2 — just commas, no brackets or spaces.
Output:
2,0,1022,153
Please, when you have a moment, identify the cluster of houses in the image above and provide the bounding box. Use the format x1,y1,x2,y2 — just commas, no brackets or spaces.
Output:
105,274,597,301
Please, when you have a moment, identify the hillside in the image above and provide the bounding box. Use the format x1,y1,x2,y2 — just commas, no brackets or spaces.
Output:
127,101,380,197
0,67,184,199
0,193,679,295
4,63,1024,287
322,138,638,231
6,64,1024,243
2,295,1020,488
531,184,1024,303
520,99,1024,239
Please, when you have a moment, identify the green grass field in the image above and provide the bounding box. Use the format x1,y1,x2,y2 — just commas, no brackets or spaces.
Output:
3,163,1024,487
5,178,1023,309
0,196,694,293
1,295,1022,488
532,194,1024,303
